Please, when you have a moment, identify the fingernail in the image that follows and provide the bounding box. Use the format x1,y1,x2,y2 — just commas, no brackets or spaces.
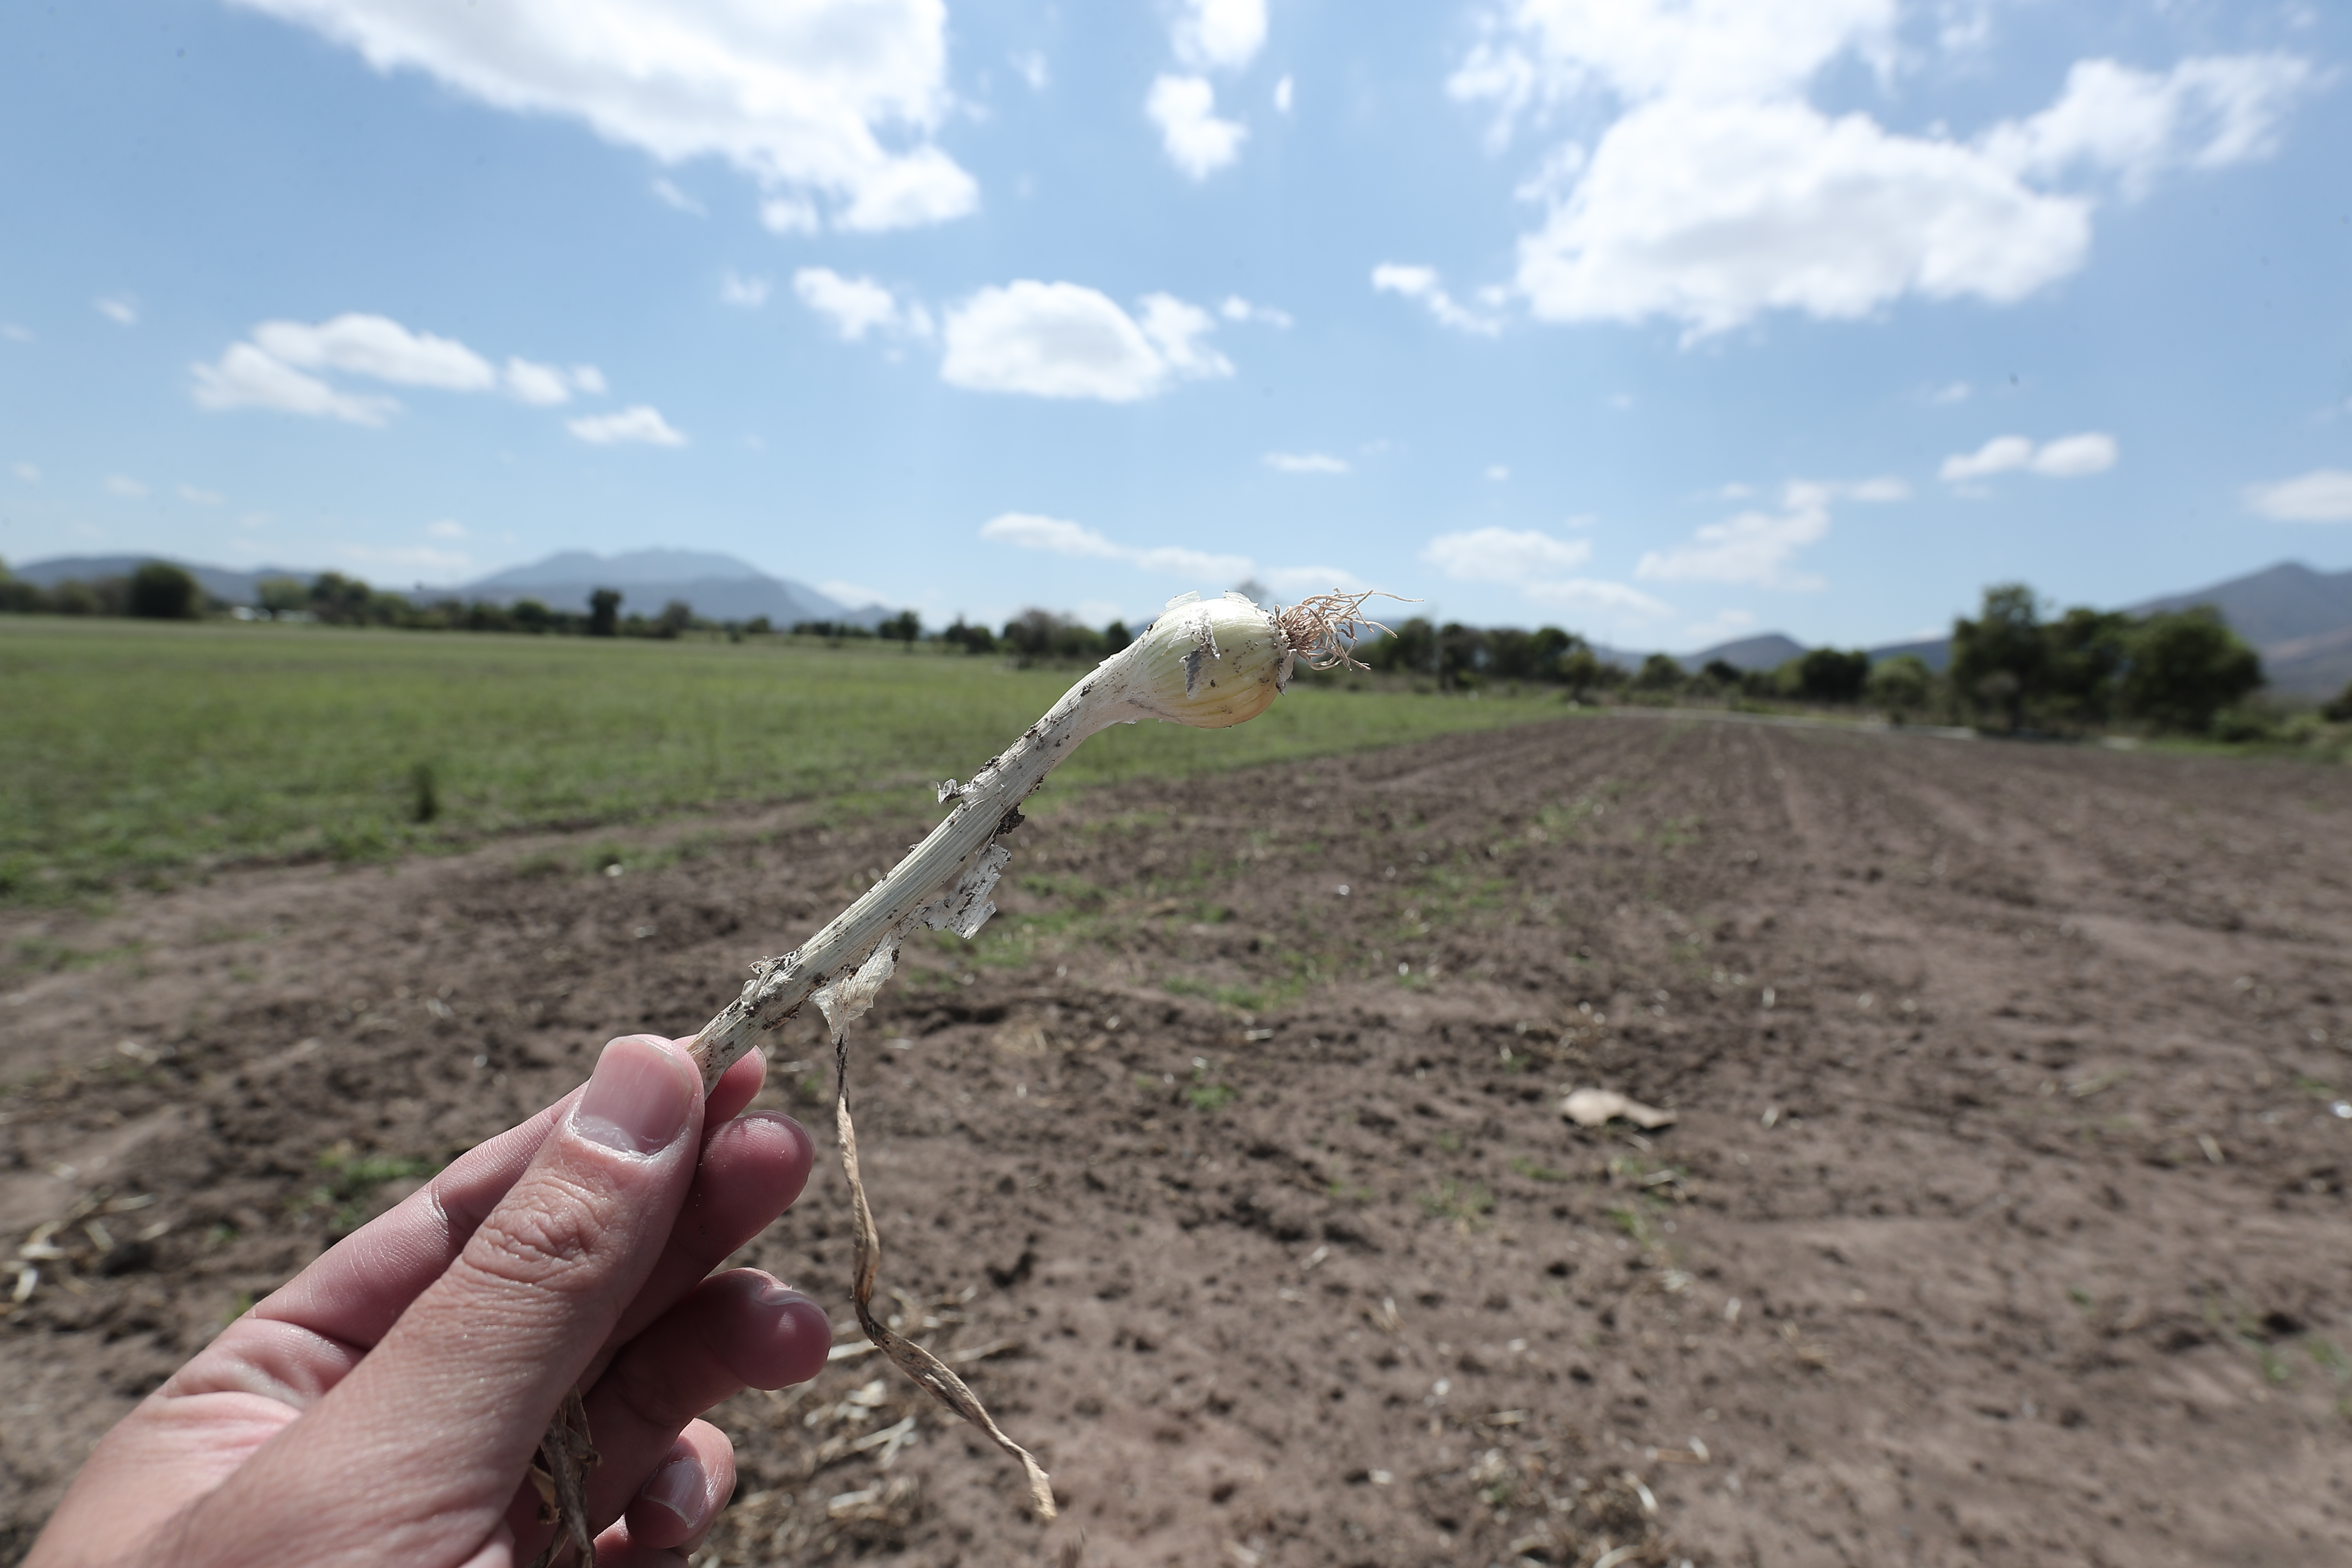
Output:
643,1456,707,1528
572,1036,694,1155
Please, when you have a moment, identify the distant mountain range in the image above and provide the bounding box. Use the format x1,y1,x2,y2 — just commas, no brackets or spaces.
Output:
10,549,2350,698
9,548,897,631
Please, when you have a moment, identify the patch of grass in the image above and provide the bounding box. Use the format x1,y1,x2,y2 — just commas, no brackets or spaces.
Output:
306,1141,442,1230
0,618,1571,904
1508,1156,1570,1182
1418,1179,1495,1224
1185,1081,1239,1113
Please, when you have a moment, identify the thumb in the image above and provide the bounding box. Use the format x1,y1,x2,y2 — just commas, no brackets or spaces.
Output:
185,1035,705,1568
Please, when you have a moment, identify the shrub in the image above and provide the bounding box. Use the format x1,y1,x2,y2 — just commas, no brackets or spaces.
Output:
2119,609,2262,735
127,561,202,620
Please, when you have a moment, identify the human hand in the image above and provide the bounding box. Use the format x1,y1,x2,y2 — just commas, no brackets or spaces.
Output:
26,1033,831,1568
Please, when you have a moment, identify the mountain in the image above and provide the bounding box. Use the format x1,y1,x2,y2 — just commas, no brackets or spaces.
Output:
1866,637,1951,672
1688,633,1807,671
8,554,303,606
2130,561,2352,649
451,549,889,628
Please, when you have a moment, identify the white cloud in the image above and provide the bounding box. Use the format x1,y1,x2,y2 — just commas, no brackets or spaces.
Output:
1525,578,1673,618
1452,3,2318,338
1635,477,1887,589
568,404,687,447
1264,451,1349,475
1,322,32,342
503,357,601,406
178,483,225,506
12,462,38,482
1274,75,1293,113
1262,564,1368,596
818,579,894,606
229,0,977,233
426,518,468,539
1171,0,1266,72
1424,527,1592,582
1486,464,1510,482
793,267,931,341
1931,380,1972,404
1220,295,1293,327
2245,469,2352,523
979,512,1121,557
721,272,771,308
104,475,148,499
940,282,1231,401
1684,608,1759,644
191,342,399,426
1148,74,1247,179
194,314,603,423
1982,55,2318,199
257,314,496,390
760,195,822,234
94,296,138,327
1010,50,1047,91
1939,432,2117,481
1372,263,1503,336
2027,432,2118,478
651,177,705,215
980,511,1321,594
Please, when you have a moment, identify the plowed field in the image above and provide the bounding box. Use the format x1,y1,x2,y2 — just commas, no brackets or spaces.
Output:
6,711,2350,1566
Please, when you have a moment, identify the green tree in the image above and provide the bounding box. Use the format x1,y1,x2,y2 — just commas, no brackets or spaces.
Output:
655,599,695,639
1101,619,1133,655
587,588,622,637
2041,607,2133,730
2119,608,2262,734
1795,647,1869,704
1632,652,1684,692
2324,681,2352,724
1865,654,1933,721
128,560,202,620
257,576,309,616
881,609,922,647
1950,583,2046,733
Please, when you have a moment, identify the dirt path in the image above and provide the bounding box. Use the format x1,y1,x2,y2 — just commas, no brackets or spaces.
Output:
5,711,2349,1566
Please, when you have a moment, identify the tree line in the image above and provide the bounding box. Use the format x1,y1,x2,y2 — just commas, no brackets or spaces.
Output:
4,558,2337,732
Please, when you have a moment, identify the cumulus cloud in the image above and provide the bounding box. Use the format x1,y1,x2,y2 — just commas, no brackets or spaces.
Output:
980,512,1351,598
1148,74,1248,179
651,178,705,215
1636,475,1900,590
193,313,608,424
1372,264,1504,336
1939,432,2117,482
178,483,225,505
1171,0,1266,72
104,475,148,499
1221,295,1293,327
0,322,31,342
1420,526,1662,622
502,357,603,406
94,296,138,327
1451,1,2317,338
2245,469,2352,524
254,314,493,389
1264,451,1349,475
1982,55,2318,199
793,268,931,341
12,462,39,483
567,404,687,447
191,343,400,426
941,282,1231,401
1526,578,1672,618
1425,527,1592,581
720,271,771,308
229,0,977,233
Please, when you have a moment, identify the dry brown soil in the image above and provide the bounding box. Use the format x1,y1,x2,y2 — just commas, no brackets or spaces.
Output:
6,711,2352,1567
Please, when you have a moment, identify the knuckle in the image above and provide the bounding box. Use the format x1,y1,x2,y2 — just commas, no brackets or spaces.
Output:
460,1172,612,1296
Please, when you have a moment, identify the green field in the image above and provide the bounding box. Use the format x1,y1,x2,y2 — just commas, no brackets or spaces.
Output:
0,618,1570,903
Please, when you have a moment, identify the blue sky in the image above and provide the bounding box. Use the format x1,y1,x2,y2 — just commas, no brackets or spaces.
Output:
3,0,2349,650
